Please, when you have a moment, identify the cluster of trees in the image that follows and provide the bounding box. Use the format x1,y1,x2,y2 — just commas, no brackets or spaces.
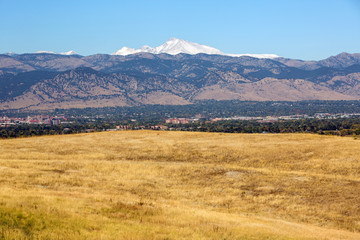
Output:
3,100,360,121
168,118,360,136
2,100,360,139
2,118,360,139
0,122,115,139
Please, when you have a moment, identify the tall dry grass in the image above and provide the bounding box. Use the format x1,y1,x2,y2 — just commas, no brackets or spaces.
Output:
0,131,359,239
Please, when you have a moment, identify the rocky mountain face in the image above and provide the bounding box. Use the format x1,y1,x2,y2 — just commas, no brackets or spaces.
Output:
1,52,360,110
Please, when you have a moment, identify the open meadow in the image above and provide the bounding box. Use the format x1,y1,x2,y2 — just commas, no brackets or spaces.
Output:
0,131,359,239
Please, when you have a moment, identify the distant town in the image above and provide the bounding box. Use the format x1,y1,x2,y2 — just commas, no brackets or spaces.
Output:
1,112,360,128
0,115,68,127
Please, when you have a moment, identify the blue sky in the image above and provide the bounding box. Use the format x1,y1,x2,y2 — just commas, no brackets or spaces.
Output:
0,0,359,60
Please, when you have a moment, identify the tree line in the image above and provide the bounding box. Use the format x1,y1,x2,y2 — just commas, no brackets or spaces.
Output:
2,118,360,139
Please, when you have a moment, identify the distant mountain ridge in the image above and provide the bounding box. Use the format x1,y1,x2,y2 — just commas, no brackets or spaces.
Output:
4,38,279,59
1,50,360,110
112,38,279,59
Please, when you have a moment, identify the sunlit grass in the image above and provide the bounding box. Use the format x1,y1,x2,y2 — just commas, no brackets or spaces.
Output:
0,131,359,239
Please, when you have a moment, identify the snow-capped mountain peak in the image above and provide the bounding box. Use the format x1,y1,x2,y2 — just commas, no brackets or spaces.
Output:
112,38,223,56
153,38,223,55
34,50,80,55
61,50,80,55
113,47,138,55
35,51,57,54
112,38,279,58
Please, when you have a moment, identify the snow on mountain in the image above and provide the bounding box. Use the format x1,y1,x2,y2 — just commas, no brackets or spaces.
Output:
112,38,222,56
112,38,279,59
153,38,223,55
113,47,139,55
5,39,278,58
60,50,80,55
33,50,80,55
35,51,57,54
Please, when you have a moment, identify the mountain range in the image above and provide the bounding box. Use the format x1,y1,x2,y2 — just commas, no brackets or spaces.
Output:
112,38,279,59
1,39,360,110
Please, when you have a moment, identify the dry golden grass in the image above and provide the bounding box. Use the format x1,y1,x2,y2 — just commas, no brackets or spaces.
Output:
0,131,359,239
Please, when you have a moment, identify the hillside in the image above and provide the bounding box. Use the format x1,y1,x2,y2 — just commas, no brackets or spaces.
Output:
1,50,360,110
0,131,359,239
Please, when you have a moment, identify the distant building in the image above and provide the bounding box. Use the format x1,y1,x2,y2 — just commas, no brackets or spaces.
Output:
116,125,130,130
211,118,224,122
165,118,189,124
150,125,168,130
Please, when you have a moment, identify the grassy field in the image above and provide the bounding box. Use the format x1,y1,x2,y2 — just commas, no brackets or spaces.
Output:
0,131,359,239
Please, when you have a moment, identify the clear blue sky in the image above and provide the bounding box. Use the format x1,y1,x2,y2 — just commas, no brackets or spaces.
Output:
0,0,359,60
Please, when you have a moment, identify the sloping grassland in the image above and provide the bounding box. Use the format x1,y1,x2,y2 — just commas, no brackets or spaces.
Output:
0,131,359,239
